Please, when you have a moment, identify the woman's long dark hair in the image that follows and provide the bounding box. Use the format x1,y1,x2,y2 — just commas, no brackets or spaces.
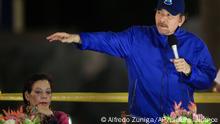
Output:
22,73,53,110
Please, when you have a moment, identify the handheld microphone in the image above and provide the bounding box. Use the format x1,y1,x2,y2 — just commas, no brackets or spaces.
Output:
168,35,179,59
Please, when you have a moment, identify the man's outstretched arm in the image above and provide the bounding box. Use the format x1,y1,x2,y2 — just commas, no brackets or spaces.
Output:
46,32,81,44
46,26,136,58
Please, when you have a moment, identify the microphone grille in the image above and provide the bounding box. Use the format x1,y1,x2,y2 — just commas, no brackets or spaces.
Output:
168,35,178,47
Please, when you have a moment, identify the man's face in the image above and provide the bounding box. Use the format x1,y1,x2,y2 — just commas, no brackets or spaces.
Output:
155,9,185,35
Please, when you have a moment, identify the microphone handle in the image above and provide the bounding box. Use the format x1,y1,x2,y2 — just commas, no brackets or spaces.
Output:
171,45,179,59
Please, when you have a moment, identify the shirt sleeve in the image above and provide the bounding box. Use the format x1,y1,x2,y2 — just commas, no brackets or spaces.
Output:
54,111,70,124
181,42,217,90
78,27,135,58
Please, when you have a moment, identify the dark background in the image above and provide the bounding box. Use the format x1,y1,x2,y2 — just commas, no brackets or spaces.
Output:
0,0,219,123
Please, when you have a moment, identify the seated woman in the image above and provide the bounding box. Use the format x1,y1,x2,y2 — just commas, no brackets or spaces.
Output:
22,73,70,124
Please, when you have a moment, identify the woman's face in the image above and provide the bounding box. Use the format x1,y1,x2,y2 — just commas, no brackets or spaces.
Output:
25,80,52,108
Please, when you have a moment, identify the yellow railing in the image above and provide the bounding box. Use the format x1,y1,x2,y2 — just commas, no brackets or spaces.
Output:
0,92,220,103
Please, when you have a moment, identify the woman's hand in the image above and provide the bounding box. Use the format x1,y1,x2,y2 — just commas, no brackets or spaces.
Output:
36,104,53,116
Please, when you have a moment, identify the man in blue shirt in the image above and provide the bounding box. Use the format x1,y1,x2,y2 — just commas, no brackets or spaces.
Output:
47,0,217,122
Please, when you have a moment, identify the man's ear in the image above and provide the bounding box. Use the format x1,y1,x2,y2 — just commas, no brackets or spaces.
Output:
178,15,186,27
25,91,30,101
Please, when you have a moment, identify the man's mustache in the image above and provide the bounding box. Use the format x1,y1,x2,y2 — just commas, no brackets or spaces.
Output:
158,23,168,28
